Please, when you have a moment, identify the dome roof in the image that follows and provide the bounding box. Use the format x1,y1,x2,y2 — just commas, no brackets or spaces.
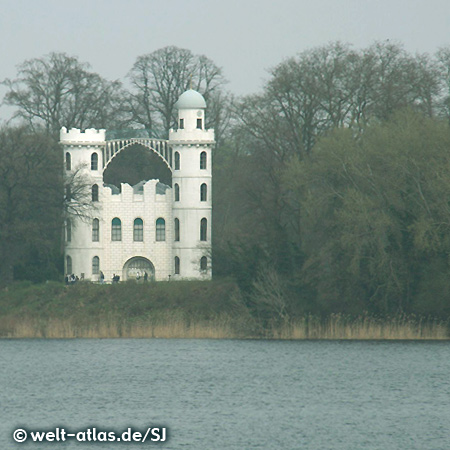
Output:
176,89,206,109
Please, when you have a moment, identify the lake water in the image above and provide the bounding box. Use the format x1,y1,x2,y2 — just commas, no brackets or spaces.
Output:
1,339,449,449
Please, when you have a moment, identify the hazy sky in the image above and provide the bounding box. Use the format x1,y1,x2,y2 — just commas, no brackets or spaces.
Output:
1,0,450,120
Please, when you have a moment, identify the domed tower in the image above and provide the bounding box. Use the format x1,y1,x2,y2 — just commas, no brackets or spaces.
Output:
169,90,214,279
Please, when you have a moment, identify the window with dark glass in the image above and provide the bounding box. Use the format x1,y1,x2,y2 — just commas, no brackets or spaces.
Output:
200,256,207,271
66,255,72,274
174,152,180,170
91,153,98,170
66,219,71,242
197,118,202,129
65,152,71,171
179,118,184,129
92,218,99,242
134,218,143,242
200,218,207,241
92,184,99,202
65,185,71,201
111,217,121,241
174,183,180,201
174,218,180,242
200,183,207,202
156,218,165,241
175,256,180,275
200,151,207,169
92,256,100,275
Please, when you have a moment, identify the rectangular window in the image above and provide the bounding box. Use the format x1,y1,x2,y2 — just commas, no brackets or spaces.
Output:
156,218,166,241
179,118,184,129
197,118,202,129
66,220,72,242
174,218,180,242
134,219,144,242
92,257,100,275
66,256,72,274
112,228,121,241
92,219,99,242
200,151,207,169
112,218,122,241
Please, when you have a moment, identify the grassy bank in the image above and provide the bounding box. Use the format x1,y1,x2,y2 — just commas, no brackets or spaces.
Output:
0,281,448,339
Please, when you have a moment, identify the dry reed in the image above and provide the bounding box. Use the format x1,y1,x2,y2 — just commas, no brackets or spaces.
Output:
275,314,448,340
0,313,447,339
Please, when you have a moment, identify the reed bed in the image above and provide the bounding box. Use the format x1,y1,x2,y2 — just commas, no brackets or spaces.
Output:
274,314,448,340
0,314,239,339
0,313,447,339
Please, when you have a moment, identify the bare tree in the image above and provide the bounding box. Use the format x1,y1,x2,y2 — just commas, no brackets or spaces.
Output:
127,46,228,137
2,53,125,137
237,41,443,161
64,164,99,221
251,266,289,322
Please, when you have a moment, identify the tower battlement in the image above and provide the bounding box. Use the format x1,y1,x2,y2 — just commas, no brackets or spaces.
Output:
60,127,106,143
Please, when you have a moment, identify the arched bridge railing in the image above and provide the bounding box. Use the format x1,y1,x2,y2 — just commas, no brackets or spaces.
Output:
103,138,172,170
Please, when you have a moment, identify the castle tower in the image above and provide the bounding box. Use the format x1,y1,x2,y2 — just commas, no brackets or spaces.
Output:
169,90,214,279
61,128,106,280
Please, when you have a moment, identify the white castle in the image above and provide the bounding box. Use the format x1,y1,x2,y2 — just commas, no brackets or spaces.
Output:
62,89,213,282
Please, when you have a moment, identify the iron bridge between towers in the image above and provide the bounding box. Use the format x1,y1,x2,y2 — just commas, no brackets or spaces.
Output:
103,138,172,171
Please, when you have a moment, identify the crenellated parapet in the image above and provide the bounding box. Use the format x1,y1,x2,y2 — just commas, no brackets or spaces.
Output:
102,180,171,203
60,127,106,144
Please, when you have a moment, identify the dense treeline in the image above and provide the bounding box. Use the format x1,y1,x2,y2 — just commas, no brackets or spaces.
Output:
2,41,450,319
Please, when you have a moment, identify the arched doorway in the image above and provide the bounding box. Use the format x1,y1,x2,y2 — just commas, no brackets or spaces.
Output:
123,257,155,281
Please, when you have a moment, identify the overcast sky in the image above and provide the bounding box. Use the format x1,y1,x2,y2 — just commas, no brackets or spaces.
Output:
1,0,450,121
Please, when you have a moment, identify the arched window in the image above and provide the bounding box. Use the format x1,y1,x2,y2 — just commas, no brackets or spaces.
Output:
174,218,180,242
91,152,98,171
200,183,207,202
175,256,180,275
65,152,71,171
200,218,207,241
92,256,100,275
200,256,207,271
111,218,121,241
92,218,99,242
174,152,180,170
66,219,71,242
134,218,143,242
200,151,207,169
174,183,180,202
66,255,72,274
156,218,165,241
92,184,99,202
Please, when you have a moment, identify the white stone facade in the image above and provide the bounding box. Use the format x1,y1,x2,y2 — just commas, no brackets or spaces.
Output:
62,90,213,282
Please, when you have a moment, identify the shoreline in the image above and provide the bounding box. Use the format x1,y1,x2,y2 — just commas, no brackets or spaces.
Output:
1,315,447,340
